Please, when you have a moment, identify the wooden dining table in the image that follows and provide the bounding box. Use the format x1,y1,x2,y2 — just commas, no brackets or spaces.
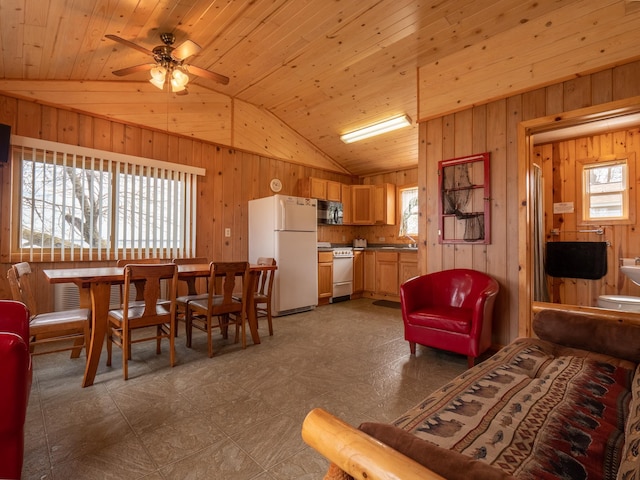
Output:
43,263,276,387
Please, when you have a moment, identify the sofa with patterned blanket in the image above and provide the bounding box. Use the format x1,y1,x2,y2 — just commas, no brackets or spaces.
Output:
302,307,640,480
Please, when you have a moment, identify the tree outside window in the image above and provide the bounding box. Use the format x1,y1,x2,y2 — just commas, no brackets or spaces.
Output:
398,186,418,238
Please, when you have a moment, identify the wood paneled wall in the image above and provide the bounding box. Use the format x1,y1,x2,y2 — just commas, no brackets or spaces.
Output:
0,94,356,309
418,60,640,348
0,90,421,310
535,127,640,306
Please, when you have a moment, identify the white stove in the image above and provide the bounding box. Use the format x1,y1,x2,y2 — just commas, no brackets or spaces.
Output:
316,243,354,302
332,247,354,258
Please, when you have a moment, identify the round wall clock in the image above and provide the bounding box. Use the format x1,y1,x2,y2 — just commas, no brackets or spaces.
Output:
270,178,282,192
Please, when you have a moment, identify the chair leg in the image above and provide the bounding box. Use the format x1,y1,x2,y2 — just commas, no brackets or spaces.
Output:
185,307,193,348
156,325,162,354
106,324,113,366
409,342,416,355
122,325,129,380
69,336,84,359
207,314,214,358
169,319,175,367
266,306,273,336
467,356,476,368
240,312,246,349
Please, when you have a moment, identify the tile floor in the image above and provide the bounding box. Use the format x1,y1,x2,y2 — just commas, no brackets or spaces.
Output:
22,298,468,480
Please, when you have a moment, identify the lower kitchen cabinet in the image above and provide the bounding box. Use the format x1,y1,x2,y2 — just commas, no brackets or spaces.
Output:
376,251,399,296
353,250,364,294
362,249,417,300
318,251,333,304
363,250,376,292
399,252,419,285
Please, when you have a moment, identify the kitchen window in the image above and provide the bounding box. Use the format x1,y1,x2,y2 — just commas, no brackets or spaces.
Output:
577,154,635,225
10,135,205,261
398,185,418,237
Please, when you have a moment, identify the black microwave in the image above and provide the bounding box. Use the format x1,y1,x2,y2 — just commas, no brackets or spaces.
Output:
317,200,343,225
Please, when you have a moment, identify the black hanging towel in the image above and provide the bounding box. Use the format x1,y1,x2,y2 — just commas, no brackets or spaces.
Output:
545,241,608,280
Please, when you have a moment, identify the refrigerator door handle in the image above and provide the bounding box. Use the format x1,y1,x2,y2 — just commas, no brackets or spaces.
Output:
277,197,286,231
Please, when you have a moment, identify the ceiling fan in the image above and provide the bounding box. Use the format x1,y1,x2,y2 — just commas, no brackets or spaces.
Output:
106,32,229,94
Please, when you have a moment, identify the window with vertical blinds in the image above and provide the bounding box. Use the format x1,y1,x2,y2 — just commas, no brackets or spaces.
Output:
10,135,205,261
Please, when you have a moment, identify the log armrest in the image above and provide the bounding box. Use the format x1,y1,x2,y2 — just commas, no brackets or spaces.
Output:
301,408,445,480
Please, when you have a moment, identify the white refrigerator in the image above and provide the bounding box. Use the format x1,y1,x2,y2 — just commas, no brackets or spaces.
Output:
248,194,318,316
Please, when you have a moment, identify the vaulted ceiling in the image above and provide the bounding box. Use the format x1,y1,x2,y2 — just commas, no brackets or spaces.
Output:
1,0,639,176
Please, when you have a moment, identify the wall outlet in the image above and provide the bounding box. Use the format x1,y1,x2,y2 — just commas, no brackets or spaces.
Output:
378,237,385,242
225,228,231,237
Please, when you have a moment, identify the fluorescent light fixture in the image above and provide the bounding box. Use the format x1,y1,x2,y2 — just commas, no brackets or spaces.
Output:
340,114,412,144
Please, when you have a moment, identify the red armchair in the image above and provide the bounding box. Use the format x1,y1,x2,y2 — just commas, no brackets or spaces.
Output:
400,269,499,368
0,300,32,480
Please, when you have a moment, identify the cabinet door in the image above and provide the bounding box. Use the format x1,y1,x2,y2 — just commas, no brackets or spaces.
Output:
310,177,327,199
363,250,376,291
374,184,396,225
353,250,363,292
399,252,418,285
318,251,333,298
326,181,341,201
341,184,352,225
352,185,374,225
376,251,399,295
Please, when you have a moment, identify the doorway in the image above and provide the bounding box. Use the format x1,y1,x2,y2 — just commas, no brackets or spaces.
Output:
518,96,640,336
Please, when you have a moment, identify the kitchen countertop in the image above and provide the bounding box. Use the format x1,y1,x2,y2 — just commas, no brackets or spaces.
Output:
318,245,418,252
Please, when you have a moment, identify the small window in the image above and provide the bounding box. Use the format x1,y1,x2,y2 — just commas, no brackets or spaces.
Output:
398,185,418,237
577,153,635,225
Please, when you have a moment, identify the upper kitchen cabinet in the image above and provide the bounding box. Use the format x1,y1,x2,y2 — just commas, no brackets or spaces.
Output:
341,184,352,224
374,183,396,225
326,181,341,202
351,185,374,225
299,177,342,201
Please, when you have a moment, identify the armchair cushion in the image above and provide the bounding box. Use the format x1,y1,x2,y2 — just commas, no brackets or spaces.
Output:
405,306,472,333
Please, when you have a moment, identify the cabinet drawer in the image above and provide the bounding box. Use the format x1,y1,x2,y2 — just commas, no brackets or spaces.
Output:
318,251,333,263
376,251,398,262
399,252,417,263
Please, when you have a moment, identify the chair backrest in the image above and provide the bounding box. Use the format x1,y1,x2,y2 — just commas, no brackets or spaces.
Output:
427,269,499,309
7,263,38,316
116,258,166,267
172,257,208,265
401,268,499,313
121,263,177,320
117,258,168,301
255,257,276,297
208,261,250,314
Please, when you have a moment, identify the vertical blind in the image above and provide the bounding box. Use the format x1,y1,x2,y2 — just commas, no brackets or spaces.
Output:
11,135,205,262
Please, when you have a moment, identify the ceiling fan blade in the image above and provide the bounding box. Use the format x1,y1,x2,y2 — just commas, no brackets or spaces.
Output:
105,34,154,57
171,39,201,61
112,64,155,76
185,64,229,85
175,87,189,96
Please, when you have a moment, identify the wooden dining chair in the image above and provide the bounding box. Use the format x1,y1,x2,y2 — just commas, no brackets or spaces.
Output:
172,257,209,336
185,261,250,357
234,257,276,336
116,258,167,304
106,263,178,380
7,262,91,357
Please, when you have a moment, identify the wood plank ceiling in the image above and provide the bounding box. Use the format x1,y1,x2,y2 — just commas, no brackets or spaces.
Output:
1,0,639,176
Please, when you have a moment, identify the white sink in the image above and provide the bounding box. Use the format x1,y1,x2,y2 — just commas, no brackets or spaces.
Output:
621,265,640,286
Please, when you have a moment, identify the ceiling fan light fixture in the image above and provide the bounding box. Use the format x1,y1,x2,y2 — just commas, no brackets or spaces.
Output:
340,114,412,143
149,65,167,90
171,69,189,89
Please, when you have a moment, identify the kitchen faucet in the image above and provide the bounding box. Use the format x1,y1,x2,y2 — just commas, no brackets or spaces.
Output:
404,234,417,248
